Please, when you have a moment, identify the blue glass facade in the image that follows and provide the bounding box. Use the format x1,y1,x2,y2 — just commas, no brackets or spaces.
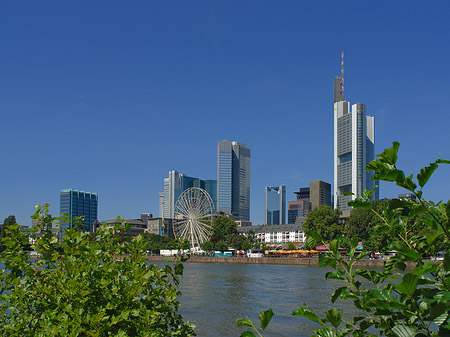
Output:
217,142,233,215
265,185,286,225
60,189,98,232
217,140,250,221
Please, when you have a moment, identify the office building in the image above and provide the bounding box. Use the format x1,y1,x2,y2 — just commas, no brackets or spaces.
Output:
333,59,378,213
264,185,286,225
60,189,98,232
161,171,217,218
293,180,331,211
217,140,251,221
288,200,312,224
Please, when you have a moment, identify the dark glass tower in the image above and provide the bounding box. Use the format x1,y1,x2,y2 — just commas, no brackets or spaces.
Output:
217,140,250,221
60,189,98,232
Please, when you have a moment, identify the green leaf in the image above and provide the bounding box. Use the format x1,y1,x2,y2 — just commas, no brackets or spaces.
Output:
436,159,450,164
348,198,372,209
240,332,257,337
417,161,439,188
292,307,320,323
325,308,342,328
391,325,418,337
434,313,448,327
236,318,254,328
314,327,338,337
443,250,450,271
305,230,322,242
258,308,274,331
331,286,347,303
379,141,400,165
413,261,439,276
395,273,418,296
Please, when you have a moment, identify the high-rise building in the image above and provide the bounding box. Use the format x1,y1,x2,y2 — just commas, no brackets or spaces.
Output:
310,180,332,210
287,200,312,224
217,140,251,221
293,180,331,211
161,171,217,218
60,189,98,232
264,185,286,225
333,62,378,213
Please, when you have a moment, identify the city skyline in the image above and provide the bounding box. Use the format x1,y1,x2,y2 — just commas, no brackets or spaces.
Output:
1,2,450,226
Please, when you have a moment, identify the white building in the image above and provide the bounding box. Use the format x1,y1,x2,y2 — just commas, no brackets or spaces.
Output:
333,101,378,213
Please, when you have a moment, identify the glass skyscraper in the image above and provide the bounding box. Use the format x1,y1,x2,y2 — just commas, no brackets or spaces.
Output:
265,185,286,225
60,189,98,232
333,81,378,213
217,140,250,221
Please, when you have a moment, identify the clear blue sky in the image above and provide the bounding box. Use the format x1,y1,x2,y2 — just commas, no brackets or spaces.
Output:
1,1,450,226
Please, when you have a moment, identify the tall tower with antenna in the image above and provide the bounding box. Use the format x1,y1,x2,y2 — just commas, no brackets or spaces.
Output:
333,51,344,103
333,52,378,215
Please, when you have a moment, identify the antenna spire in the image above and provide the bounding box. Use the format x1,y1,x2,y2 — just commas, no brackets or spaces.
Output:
340,50,344,97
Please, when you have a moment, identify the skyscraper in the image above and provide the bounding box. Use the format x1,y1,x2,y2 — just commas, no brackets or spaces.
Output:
265,185,286,225
333,59,378,213
217,140,251,221
60,189,98,232
161,171,217,218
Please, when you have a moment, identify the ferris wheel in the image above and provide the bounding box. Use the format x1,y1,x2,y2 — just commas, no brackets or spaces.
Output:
173,187,215,250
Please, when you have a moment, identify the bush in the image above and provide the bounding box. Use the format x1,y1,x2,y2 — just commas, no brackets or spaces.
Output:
0,204,195,337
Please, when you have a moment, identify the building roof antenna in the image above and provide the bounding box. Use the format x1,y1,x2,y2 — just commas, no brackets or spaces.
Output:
340,50,344,98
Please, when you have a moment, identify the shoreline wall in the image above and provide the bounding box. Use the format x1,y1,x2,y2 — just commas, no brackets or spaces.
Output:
146,255,416,269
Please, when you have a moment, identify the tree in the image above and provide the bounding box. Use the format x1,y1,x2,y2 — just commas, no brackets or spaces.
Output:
0,204,195,336
344,201,389,251
211,216,237,245
0,215,16,252
241,240,252,251
302,205,342,242
200,240,213,251
231,235,249,250
215,240,228,252
287,242,296,250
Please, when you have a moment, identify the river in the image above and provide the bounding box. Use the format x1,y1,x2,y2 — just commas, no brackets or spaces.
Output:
166,262,359,337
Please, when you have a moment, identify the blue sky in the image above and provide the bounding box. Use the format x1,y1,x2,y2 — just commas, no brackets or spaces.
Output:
1,1,450,226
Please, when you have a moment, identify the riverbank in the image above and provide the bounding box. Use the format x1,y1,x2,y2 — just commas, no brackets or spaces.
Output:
146,255,416,269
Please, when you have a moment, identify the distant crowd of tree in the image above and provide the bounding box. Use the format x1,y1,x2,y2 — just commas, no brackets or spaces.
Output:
302,201,446,252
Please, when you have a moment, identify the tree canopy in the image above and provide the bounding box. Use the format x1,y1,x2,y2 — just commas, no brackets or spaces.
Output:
302,205,342,242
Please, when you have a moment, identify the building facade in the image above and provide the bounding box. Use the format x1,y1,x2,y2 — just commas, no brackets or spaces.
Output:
161,171,217,218
264,185,286,225
287,200,312,224
333,76,378,213
217,140,250,221
60,189,98,232
310,180,332,210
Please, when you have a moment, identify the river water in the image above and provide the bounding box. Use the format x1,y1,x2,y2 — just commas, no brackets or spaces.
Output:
166,262,360,337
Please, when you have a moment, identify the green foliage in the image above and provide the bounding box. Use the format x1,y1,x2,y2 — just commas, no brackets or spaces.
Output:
294,142,450,336
303,205,342,242
344,200,389,251
287,242,296,250
211,216,237,245
236,308,274,337
215,240,228,252
200,240,214,251
231,234,252,251
0,204,195,336
141,232,182,253
3,215,16,227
